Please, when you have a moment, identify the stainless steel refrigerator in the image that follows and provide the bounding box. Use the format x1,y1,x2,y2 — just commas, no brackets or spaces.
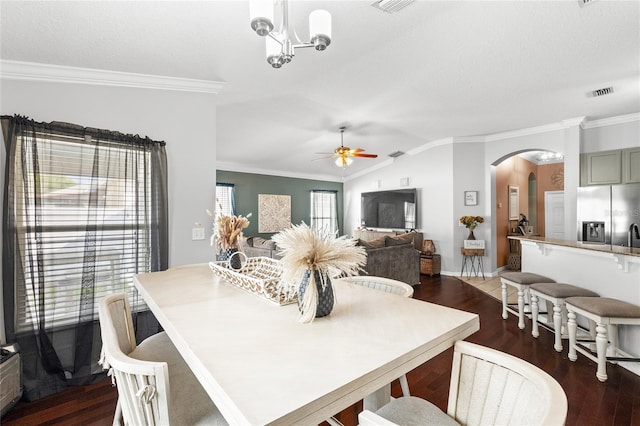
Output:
577,183,640,247
611,183,640,247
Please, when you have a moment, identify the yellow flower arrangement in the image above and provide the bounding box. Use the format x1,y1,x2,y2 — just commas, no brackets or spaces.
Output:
459,215,484,230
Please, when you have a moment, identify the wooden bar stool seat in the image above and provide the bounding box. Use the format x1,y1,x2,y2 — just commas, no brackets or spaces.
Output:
566,297,640,382
530,283,599,352
500,272,555,330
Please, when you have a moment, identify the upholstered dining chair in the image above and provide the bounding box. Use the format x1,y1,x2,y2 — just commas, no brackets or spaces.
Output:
338,275,415,298
98,293,228,426
358,340,568,426
335,275,414,397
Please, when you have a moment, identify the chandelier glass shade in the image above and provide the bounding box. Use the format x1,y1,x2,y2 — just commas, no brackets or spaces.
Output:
249,0,332,68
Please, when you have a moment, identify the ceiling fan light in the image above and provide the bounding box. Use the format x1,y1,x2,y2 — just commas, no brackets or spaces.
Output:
309,10,331,51
249,0,274,36
335,156,352,167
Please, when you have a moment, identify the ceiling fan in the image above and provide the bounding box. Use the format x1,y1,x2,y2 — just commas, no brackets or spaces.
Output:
316,126,378,167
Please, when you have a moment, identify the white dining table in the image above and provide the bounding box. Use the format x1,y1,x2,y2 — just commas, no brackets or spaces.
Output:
133,263,479,425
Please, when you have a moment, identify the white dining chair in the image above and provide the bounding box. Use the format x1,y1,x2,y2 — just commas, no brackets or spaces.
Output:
338,275,415,298
358,340,568,426
335,276,413,397
98,293,228,426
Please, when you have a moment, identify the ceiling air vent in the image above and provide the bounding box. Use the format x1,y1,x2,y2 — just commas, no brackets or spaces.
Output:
578,0,598,7
388,150,405,158
588,86,614,97
371,0,415,14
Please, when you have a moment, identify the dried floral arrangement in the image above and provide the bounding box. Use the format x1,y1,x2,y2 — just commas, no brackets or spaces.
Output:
459,215,484,230
273,222,367,322
207,209,252,253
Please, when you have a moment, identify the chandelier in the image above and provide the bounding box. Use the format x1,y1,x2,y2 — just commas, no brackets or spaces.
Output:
249,0,332,68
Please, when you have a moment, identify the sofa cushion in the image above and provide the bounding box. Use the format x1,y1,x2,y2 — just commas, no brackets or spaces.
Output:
244,236,254,247
358,237,386,248
393,232,416,244
252,237,276,249
385,236,412,247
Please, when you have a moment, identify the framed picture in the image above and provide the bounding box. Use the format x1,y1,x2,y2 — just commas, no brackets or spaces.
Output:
464,191,478,206
508,186,519,220
258,194,291,233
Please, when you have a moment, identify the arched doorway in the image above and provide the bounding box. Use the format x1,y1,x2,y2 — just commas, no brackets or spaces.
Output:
492,150,564,270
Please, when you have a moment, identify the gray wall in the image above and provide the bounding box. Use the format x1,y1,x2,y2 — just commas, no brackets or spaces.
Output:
217,170,343,238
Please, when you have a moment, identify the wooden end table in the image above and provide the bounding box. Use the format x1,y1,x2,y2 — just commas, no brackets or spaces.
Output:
460,248,485,279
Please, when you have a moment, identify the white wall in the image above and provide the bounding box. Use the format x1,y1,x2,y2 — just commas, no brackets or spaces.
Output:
345,142,459,274
0,79,218,267
345,117,640,276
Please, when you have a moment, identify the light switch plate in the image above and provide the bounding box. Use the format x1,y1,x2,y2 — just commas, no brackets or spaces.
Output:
192,227,205,241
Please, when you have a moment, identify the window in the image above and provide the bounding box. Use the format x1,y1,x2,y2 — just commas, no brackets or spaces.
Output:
4,118,167,332
310,190,338,236
216,183,235,217
404,201,416,229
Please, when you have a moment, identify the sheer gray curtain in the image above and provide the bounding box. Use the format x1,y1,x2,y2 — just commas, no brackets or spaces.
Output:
2,115,168,400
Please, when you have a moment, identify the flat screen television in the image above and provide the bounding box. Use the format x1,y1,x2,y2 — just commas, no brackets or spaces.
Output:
361,188,417,230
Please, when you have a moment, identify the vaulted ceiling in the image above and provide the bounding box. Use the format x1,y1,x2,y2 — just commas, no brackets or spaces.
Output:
2,1,639,181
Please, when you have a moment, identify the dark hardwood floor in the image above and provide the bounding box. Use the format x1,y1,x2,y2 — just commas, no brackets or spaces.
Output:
3,274,639,425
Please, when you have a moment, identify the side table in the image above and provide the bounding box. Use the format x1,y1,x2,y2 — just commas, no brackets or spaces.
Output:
460,248,485,279
420,254,441,276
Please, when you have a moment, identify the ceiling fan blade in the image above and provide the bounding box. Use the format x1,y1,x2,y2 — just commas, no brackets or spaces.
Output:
311,154,335,161
350,148,365,153
352,153,378,158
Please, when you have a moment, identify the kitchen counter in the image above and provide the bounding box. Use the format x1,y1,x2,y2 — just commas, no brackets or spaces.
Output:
508,235,640,258
512,235,640,377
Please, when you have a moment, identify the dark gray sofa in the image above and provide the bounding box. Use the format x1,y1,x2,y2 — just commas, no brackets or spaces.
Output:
357,234,421,285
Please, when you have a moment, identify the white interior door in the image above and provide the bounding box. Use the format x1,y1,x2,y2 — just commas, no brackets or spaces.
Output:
545,191,564,238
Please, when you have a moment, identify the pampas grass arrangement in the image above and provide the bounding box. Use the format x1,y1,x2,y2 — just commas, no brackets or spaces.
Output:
207,209,251,254
273,223,367,322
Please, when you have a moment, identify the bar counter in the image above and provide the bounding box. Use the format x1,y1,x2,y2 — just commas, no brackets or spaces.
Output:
508,235,640,258
508,235,640,378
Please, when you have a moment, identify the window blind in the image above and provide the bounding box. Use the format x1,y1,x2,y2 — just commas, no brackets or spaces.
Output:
216,184,235,217
310,190,338,236
14,132,152,332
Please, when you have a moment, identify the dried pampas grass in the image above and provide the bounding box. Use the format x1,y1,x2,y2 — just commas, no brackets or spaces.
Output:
273,223,367,322
273,223,367,283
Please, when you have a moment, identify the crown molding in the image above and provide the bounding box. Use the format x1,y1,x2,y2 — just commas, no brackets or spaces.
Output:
407,137,454,155
0,60,226,94
484,122,566,142
216,162,343,183
343,158,395,181
582,112,640,129
562,116,586,128
452,136,486,144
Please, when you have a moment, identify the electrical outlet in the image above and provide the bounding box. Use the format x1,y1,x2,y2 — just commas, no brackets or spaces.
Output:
192,228,205,241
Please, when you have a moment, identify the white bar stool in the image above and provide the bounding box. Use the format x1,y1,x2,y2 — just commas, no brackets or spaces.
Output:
530,283,599,352
566,297,640,382
500,272,555,330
